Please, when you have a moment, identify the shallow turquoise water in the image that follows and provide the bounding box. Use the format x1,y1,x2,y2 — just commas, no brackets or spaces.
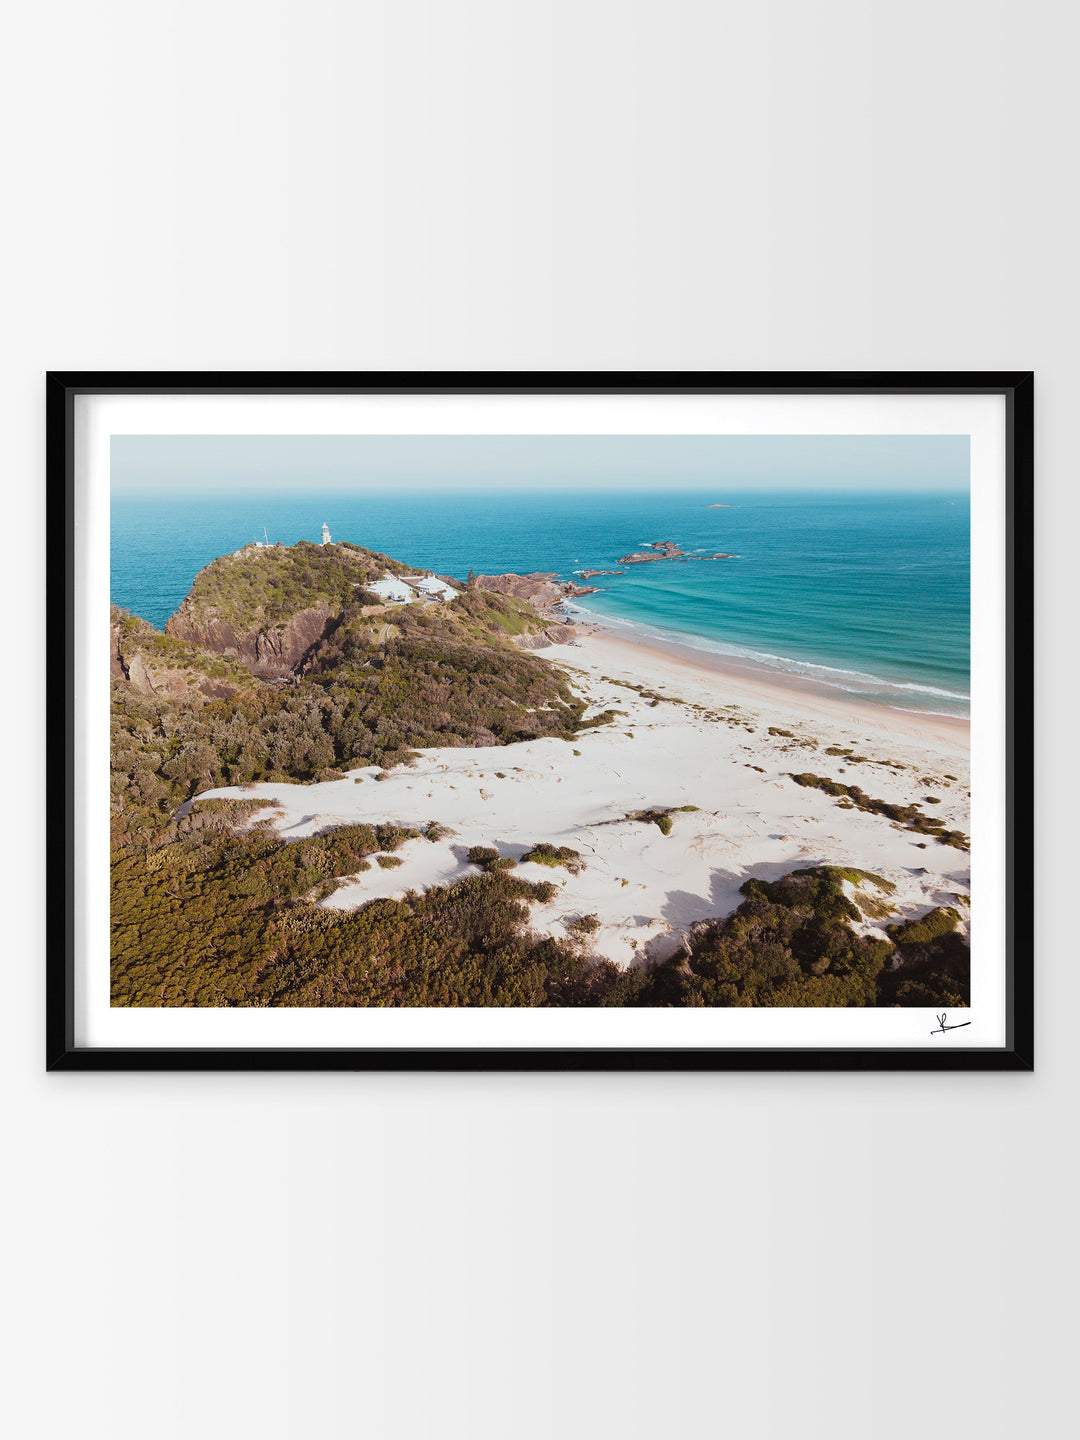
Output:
111,487,969,716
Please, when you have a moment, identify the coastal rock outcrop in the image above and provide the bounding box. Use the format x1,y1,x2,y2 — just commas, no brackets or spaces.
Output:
475,574,599,607
166,601,334,677
618,540,686,564
618,541,735,563
474,574,556,604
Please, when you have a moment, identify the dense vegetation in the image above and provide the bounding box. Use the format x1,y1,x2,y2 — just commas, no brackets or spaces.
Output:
172,540,416,629
877,906,969,1007
886,906,960,945
112,808,581,1006
111,542,969,1009
113,821,968,1008
638,867,894,1007
623,867,967,1009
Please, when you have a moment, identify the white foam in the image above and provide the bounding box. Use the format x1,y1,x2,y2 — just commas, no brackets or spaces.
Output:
572,604,970,712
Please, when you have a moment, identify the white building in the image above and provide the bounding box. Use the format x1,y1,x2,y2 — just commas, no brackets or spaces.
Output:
414,576,459,601
365,571,460,605
320,523,332,544
367,573,418,604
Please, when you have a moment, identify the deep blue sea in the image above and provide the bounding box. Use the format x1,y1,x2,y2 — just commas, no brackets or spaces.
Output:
111,488,970,717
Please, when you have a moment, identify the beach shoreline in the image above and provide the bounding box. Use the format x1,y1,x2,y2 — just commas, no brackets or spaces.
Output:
561,600,970,727
563,625,970,747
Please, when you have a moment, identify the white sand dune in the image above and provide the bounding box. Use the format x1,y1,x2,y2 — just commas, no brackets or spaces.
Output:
195,630,970,965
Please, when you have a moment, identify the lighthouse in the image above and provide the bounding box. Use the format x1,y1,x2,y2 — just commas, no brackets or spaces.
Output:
321,523,331,545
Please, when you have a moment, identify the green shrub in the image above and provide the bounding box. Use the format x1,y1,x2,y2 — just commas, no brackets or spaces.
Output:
466,845,517,873
801,866,896,893
376,854,404,870
520,843,582,872
626,808,682,835
876,922,969,1007
568,913,602,935
887,907,961,945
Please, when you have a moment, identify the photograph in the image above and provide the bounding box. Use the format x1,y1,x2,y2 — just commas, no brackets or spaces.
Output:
107,428,974,1014
12,7,1061,1438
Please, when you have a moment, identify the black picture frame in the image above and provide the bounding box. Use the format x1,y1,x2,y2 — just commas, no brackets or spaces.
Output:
46,371,1034,1071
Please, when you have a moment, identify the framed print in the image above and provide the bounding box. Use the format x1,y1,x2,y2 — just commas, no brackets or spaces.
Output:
46,372,1033,1070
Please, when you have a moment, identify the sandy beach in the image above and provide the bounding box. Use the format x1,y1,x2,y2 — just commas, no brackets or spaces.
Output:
196,627,971,967
575,627,969,745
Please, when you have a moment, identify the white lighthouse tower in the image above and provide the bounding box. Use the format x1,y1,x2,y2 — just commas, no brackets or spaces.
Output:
320,523,331,545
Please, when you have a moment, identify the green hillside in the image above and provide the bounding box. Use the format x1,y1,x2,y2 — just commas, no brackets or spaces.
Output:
173,540,410,630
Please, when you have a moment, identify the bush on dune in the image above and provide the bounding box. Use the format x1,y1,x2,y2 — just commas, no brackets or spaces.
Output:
886,906,960,946
640,866,896,1009
790,773,969,849
519,843,583,873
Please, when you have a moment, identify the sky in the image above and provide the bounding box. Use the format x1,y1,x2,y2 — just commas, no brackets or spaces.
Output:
111,434,970,494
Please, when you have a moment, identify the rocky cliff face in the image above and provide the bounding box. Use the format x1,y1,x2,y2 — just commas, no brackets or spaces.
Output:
166,601,334,677
111,612,251,701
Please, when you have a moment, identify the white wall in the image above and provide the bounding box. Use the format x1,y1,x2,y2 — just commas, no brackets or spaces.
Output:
2,3,1072,1437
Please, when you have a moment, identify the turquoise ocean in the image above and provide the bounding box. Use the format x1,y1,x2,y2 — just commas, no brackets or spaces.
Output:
110,488,970,718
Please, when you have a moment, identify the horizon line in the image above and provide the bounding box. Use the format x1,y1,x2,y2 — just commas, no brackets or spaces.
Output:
112,482,972,496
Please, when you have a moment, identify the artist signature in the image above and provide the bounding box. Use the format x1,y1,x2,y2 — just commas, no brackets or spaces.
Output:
931,1012,972,1036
